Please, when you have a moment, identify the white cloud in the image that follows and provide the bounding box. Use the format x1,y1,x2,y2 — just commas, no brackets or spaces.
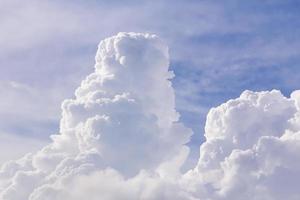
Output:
1,32,300,200
0,32,192,199
186,89,300,200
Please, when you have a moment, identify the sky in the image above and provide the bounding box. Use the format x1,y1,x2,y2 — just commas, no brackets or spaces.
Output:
1,0,300,166
2,0,300,165
1,1,300,199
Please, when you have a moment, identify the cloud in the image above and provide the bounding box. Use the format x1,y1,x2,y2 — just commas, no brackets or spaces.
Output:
1,32,300,200
186,89,300,199
0,32,192,199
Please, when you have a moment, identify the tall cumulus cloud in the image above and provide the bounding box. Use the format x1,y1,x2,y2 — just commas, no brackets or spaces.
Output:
1,32,300,200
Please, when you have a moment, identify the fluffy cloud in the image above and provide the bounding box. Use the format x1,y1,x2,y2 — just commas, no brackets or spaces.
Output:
1,32,300,200
0,32,192,200
185,89,300,200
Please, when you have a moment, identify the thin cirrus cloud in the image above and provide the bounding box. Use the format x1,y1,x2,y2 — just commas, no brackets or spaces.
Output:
1,32,300,200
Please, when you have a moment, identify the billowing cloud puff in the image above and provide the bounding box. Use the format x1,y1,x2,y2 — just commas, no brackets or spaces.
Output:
0,32,192,200
185,90,300,200
1,32,300,200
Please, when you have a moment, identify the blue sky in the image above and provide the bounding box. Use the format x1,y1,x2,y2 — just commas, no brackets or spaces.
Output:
1,0,300,164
